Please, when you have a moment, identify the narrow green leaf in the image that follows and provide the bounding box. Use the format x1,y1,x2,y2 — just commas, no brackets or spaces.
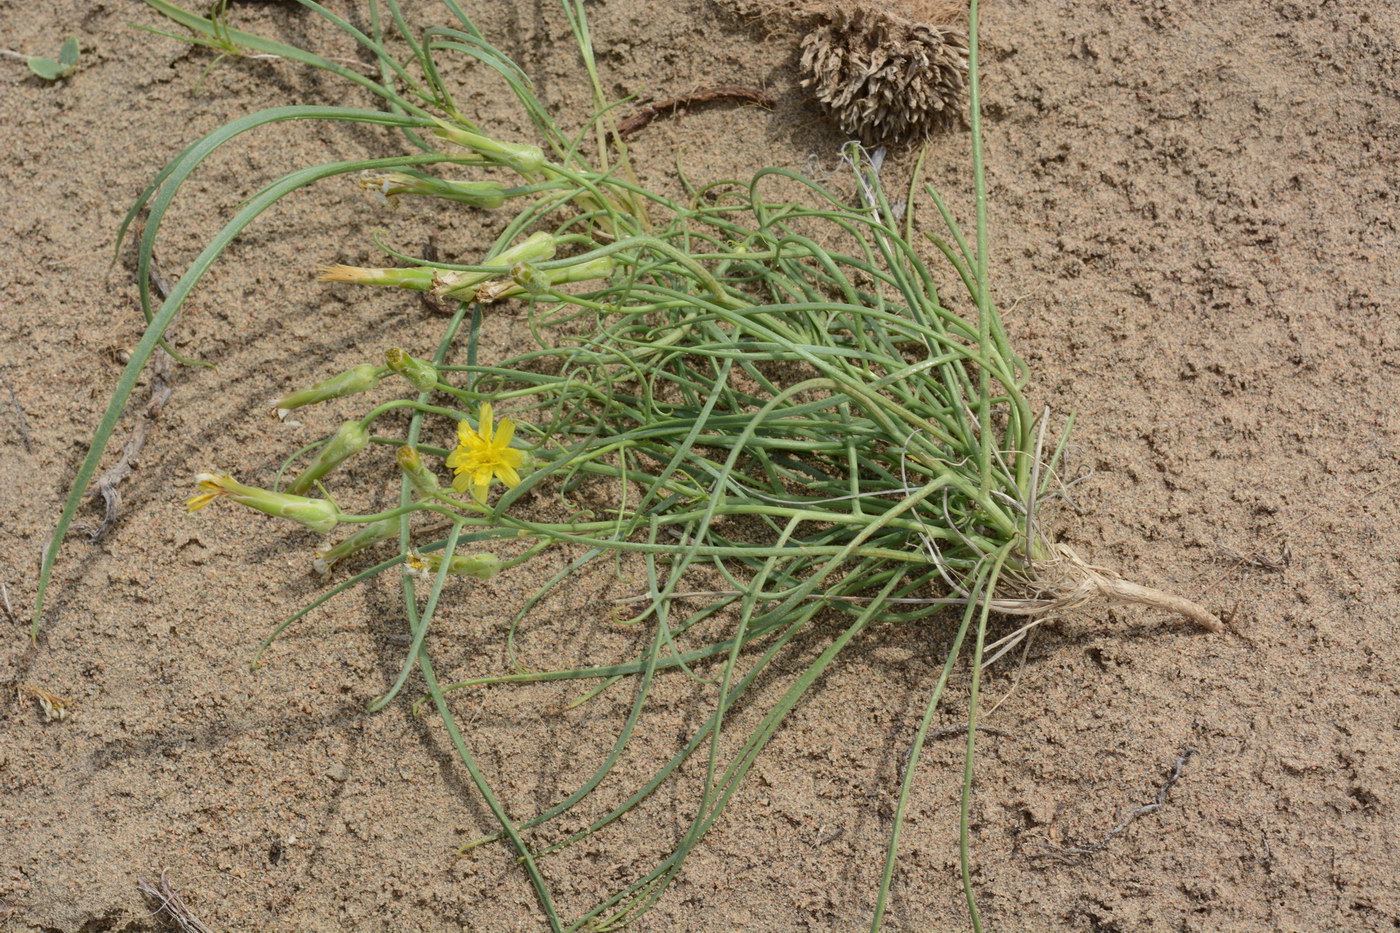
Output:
34,147,465,634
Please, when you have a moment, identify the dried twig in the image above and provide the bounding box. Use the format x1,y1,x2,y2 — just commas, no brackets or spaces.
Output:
614,86,774,140
1218,543,1291,572
90,251,178,542
137,871,216,933
0,372,32,452
1029,749,1197,865
930,722,1008,740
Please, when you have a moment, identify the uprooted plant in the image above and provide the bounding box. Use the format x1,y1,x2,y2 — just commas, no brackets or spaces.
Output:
36,1,1219,929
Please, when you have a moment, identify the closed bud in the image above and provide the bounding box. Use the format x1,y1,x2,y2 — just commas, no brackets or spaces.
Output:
477,256,615,304
286,421,371,495
313,518,398,578
316,264,436,291
271,363,382,422
384,348,438,393
431,120,545,177
405,550,501,581
431,232,557,298
359,171,507,209
396,445,441,496
511,261,549,297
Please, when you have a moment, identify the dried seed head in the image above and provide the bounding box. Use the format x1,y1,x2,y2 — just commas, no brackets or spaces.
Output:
799,5,969,145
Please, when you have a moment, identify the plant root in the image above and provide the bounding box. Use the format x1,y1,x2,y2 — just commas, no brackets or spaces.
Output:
1094,577,1223,633
989,544,1224,633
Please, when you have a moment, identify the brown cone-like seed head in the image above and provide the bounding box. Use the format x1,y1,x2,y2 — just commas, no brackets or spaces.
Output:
799,5,969,145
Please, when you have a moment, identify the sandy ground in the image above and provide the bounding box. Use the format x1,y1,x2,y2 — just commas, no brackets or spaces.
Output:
2,1,1398,930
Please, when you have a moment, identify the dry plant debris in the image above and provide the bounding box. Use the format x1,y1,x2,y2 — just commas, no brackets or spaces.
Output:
1029,749,1198,866
137,872,216,933
17,684,70,722
89,247,178,542
614,85,775,140
799,4,969,144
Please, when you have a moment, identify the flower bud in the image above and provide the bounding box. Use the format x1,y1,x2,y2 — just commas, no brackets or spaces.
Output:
384,348,438,393
431,120,545,176
476,256,615,304
271,363,382,422
359,171,507,209
313,518,398,578
431,232,557,298
287,421,371,495
510,261,550,297
396,445,441,496
316,264,437,291
187,473,339,533
405,550,501,581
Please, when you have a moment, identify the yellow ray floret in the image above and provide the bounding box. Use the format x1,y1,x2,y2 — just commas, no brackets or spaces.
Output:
445,403,524,502
185,472,339,533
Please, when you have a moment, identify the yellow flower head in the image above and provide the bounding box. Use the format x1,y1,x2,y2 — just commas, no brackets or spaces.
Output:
445,403,524,502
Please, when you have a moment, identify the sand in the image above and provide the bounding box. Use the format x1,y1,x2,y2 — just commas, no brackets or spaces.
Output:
1,1,1397,930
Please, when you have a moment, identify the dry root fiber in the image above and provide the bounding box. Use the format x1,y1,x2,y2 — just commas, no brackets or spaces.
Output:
798,2,969,144
995,544,1224,634
1047,545,1224,633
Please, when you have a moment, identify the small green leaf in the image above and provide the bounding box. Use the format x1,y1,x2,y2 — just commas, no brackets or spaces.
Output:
27,57,64,81
59,37,80,68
